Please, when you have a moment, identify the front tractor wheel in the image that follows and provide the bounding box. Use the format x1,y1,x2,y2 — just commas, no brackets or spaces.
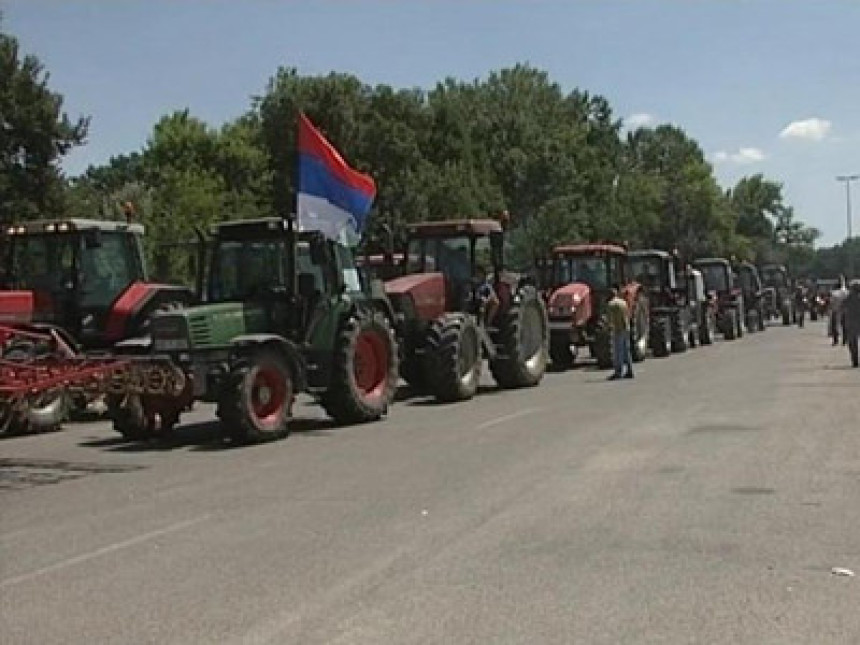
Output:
219,350,293,443
490,286,549,388
550,334,575,369
650,316,671,358
427,313,482,402
321,311,398,424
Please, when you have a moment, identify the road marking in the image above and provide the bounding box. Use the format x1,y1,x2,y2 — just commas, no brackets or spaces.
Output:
0,515,210,589
475,407,543,430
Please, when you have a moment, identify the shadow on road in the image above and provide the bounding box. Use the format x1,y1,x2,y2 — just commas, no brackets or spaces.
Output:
78,416,342,453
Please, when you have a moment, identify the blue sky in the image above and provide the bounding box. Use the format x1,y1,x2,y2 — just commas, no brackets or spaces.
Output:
4,0,859,245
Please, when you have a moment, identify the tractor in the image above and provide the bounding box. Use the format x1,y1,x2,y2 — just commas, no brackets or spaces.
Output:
692,258,744,341
628,250,712,356
759,263,794,325
107,217,399,443
546,243,649,369
383,219,549,402
735,261,766,332
0,219,194,432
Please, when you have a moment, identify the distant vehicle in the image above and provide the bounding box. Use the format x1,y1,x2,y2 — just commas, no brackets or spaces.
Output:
693,258,744,341
759,264,794,325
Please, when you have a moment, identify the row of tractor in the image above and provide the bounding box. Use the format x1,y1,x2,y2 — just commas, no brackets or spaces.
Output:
0,216,791,443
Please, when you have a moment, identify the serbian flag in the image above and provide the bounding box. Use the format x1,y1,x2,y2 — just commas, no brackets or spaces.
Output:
296,113,376,244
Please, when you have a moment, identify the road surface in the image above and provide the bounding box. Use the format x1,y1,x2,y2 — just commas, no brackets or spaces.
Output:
2,321,859,644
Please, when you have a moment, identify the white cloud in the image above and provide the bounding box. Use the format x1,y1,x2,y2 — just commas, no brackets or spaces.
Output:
779,117,832,141
713,147,766,165
625,112,656,129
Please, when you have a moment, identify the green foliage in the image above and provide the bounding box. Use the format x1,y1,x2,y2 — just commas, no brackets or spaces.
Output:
0,23,88,224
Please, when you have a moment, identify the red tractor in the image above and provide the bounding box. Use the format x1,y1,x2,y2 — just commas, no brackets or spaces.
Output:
0,219,194,431
383,219,549,402
545,243,650,369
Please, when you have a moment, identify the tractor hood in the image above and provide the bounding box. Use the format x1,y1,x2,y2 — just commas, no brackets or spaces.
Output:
0,291,35,324
384,273,447,322
151,301,269,351
547,282,593,323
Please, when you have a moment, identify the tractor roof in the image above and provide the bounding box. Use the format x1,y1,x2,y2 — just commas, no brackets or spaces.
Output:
629,249,672,259
213,217,323,241
406,219,502,237
3,218,144,236
552,243,627,256
693,257,731,267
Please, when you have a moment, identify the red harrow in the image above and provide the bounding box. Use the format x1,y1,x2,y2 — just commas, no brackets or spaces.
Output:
0,325,186,435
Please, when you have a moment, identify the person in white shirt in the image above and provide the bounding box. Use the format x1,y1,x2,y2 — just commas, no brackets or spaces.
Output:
829,278,849,346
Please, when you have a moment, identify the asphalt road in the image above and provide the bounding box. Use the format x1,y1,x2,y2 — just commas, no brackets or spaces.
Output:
2,320,859,644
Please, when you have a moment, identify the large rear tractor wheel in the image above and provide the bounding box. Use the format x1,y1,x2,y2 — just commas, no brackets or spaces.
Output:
321,311,398,424
650,316,671,358
219,349,293,443
631,297,649,363
427,313,482,402
490,286,548,389
670,312,688,353
593,321,613,369
723,310,737,340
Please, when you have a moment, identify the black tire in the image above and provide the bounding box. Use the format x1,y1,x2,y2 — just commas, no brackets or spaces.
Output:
758,307,766,332
593,321,613,369
400,357,427,391
630,296,649,362
700,310,714,345
736,308,744,338
107,394,155,441
723,310,737,340
781,305,791,326
321,311,398,424
670,312,688,353
218,348,293,443
650,316,671,358
549,333,574,369
426,313,481,402
490,286,548,389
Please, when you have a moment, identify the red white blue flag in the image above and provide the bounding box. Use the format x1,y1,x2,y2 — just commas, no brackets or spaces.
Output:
296,113,376,243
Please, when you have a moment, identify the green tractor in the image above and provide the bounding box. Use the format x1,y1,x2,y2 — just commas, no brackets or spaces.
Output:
108,218,399,443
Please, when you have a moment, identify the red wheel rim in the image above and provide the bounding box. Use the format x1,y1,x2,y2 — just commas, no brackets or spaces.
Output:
354,330,389,399
250,366,288,424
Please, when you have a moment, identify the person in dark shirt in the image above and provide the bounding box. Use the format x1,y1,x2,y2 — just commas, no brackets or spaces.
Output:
844,280,860,368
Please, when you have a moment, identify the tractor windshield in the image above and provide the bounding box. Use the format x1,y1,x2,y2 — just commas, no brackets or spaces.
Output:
629,257,663,289
7,232,141,309
209,239,291,301
737,268,757,293
405,235,488,281
760,266,785,287
553,254,614,289
699,264,730,293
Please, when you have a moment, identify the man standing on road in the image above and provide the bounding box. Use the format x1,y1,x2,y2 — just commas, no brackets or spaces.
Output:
829,278,849,346
607,287,634,380
844,280,860,368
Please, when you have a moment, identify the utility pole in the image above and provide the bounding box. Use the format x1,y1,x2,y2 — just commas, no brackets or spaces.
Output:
836,174,859,278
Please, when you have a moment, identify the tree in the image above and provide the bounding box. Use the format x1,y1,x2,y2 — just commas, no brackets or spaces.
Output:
0,22,88,223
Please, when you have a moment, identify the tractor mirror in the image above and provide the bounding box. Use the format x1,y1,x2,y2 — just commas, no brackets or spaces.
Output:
84,229,102,249
309,235,327,265
297,272,318,298
489,231,504,270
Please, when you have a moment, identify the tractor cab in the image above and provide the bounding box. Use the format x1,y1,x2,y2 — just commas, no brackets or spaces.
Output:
0,219,160,346
628,250,679,301
385,219,507,323
547,243,629,324
760,264,791,291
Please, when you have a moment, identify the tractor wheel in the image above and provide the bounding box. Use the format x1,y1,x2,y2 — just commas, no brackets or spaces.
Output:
630,296,649,363
745,310,758,334
670,312,688,353
107,394,156,441
758,307,767,332
593,321,613,369
549,334,575,369
736,309,744,338
426,313,482,402
650,316,671,358
699,310,715,345
218,348,294,443
489,286,548,389
2,341,68,434
723,310,737,340
321,311,398,424
781,305,791,326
